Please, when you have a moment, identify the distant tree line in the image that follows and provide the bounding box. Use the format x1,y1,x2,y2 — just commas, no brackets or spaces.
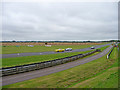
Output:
1,40,120,43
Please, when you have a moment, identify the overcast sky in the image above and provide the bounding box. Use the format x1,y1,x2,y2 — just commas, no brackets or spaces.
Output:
2,2,118,41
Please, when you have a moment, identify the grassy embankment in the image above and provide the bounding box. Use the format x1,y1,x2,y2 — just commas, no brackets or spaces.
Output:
2,46,109,68
3,45,117,88
2,45,93,54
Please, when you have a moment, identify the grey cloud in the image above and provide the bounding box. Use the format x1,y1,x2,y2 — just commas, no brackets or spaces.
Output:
2,2,118,40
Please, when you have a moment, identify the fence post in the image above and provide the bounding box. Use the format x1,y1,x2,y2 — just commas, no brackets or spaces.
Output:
107,55,109,59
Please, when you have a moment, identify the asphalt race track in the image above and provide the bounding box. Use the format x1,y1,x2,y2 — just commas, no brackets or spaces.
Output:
2,45,112,86
2,43,111,58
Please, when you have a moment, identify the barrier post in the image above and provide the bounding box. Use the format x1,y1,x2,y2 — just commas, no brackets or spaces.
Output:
107,55,109,59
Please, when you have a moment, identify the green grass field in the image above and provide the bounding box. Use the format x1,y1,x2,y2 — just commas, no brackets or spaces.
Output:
2,45,95,54
3,45,117,88
2,50,93,68
2,46,109,68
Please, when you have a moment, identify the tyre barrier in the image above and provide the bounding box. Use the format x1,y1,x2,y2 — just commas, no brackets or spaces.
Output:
1,49,101,76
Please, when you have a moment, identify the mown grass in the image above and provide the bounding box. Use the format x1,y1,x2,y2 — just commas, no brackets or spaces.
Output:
71,46,118,88
2,50,93,68
71,67,118,88
2,46,109,68
3,45,117,88
2,45,93,54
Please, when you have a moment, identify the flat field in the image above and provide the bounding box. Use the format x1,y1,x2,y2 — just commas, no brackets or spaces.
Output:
3,45,118,88
2,50,93,68
2,45,109,68
2,45,93,54
1,42,103,46
1,42,106,54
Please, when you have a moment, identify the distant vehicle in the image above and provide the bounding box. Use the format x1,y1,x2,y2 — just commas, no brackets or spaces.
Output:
91,46,95,49
65,48,72,51
114,44,118,47
45,45,51,47
27,45,34,47
55,49,64,52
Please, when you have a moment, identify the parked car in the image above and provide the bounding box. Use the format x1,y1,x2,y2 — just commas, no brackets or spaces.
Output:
91,46,95,49
65,48,72,51
55,49,65,52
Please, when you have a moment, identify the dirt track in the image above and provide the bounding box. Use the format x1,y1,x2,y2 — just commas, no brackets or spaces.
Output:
2,45,112,86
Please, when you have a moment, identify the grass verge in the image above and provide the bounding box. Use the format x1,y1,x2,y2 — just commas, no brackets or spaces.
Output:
3,45,117,88
2,50,93,68
2,46,109,68
2,45,93,54
2,43,110,54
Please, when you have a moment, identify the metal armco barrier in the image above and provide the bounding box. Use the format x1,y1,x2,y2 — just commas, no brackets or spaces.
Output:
107,46,114,59
1,49,100,76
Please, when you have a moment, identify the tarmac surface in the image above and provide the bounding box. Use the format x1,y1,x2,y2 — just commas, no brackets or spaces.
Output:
2,43,111,58
2,45,112,86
